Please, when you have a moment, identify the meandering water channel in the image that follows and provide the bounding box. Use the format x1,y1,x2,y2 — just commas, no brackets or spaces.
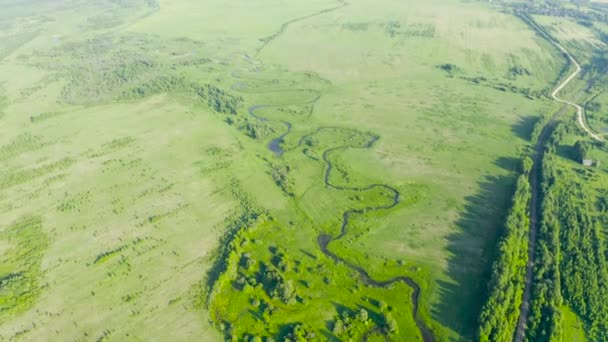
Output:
237,70,435,341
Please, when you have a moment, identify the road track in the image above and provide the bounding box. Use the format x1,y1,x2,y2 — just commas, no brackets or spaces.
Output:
514,12,604,342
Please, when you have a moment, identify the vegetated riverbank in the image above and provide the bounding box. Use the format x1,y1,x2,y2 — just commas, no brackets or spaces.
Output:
243,67,435,341
205,65,435,341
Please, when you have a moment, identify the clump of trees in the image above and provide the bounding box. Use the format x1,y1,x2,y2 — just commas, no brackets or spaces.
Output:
478,157,532,342
120,75,187,99
525,152,563,342
573,140,591,163
526,121,608,341
437,63,460,76
256,256,298,305
0,216,48,317
202,178,265,309
121,77,243,115
270,163,295,196
506,66,532,80
239,120,275,140
192,83,243,115
331,308,371,337
283,323,316,341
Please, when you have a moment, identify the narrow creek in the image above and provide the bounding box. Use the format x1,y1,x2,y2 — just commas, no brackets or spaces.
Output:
240,74,435,341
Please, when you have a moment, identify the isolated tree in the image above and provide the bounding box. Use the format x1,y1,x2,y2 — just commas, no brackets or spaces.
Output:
358,308,368,322
332,319,344,335
379,300,388,312
388,319,399,333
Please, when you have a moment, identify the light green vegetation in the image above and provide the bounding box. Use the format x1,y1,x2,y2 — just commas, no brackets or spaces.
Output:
561,305,587,342
478,164,531,342
534,15,605,64
0,0,591,340
501,4,608,340
203,0,570,339
525,118,608,341
0,216,48,319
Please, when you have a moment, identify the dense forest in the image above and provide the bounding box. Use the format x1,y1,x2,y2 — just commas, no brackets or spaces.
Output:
526,121,608,341
479,119,608,341
478,159,532,342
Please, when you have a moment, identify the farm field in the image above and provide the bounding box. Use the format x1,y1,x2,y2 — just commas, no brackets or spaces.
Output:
1,0,607,341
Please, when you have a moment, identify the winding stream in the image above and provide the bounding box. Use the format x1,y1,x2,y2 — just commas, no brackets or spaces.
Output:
240,74,435,341
248,105,292,156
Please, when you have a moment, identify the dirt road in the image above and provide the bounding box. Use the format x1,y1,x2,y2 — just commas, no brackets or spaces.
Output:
514,13,603,342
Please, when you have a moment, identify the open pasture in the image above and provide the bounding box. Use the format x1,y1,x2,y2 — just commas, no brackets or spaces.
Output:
0,0,589,340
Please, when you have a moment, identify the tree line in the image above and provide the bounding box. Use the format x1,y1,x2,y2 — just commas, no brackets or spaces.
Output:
478,157,532,341
120,76,243,115
526,121,608,341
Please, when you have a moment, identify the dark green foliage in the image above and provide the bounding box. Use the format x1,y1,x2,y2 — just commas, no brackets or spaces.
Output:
526,154,563,341
258,262,297,305
31,33,243,115
240,121,275,140
330,307,372,338
527,123,608,341
240,253,255,270
478,170,531,342
585,101,601,113
201,179,265,308
437,63,460,76
0,216,48,318
192,84,242,115
29,111,62,123
122,77,243,115
506,66,532,80
283,323,316,342
573,140,590,163
383,312,398,334
270,163,294,196
120,75,188,99
94,245,127,264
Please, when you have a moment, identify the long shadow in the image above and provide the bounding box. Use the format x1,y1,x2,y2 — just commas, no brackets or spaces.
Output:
494,156,522,172
432,172,518,339
512,115,541,141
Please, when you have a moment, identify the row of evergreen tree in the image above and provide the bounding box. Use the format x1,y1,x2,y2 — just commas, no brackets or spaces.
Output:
478,158,532,341
478,118,608,341
527,122,608,341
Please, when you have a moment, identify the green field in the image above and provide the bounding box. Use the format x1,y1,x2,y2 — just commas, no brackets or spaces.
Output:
1,0,607,341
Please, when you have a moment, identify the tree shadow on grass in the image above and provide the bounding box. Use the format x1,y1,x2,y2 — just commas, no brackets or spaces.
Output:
494,156,521,172
556,143,576,162
512,115,540,141
431,171,518,339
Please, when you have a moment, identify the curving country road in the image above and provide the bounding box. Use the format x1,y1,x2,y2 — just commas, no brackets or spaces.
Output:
514,12,604,342
549,44,604,142
522,13,604,142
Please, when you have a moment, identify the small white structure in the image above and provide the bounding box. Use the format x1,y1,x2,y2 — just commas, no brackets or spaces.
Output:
582,160,600,167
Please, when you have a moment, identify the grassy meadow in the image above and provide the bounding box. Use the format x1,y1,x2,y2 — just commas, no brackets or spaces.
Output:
0,0,592,341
